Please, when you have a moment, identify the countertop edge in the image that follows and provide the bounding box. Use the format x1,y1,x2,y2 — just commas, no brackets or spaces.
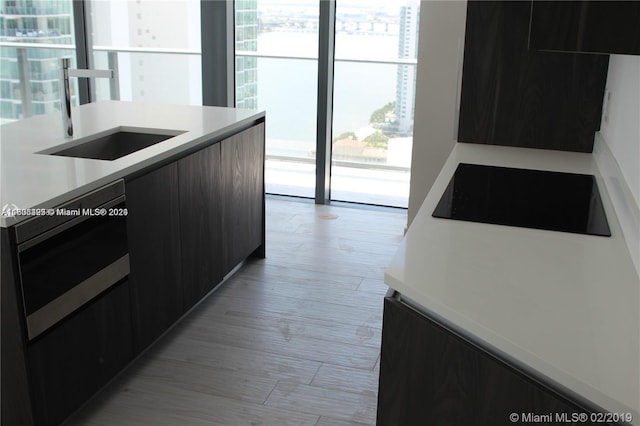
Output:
383,141,640,422
1,103,265,228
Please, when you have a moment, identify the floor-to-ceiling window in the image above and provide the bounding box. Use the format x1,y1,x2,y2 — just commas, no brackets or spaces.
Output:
88,0,202,106
0,0,202,125
1,0,419,207
234,0,419,207
331,1,417,207
0,0,78,124
236,0,319,198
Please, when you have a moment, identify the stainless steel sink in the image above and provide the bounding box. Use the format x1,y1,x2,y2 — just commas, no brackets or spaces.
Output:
47,129,185,161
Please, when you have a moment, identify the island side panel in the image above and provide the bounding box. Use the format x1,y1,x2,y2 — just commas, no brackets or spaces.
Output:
1,228,34,426
221,122,266,274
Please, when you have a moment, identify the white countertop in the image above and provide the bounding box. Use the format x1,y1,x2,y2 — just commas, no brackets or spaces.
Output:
385,142,640,420
0,101,264,227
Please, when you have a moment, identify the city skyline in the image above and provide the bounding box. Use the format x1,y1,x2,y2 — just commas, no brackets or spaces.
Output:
0,0,418,206
0,0,75,122
2,0,419,132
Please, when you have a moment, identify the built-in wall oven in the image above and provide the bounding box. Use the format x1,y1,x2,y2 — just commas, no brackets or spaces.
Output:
15,180,128,340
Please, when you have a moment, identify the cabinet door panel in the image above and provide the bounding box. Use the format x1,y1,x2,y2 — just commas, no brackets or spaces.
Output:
126,163,183,353
458,1,609,153
377,297,592,425
178,142,223,309
27,281,133,426
530,1,640,56
221,123,265,274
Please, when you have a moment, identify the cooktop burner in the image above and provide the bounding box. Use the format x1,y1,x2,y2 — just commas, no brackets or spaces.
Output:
432,163,611,237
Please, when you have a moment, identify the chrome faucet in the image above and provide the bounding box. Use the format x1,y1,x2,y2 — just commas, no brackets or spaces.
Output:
60,58,114,137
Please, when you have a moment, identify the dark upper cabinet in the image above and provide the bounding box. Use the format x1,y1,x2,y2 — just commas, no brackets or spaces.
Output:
125,162,183,353
530,1,640,56
458,1,609,153
221,123,266,274
178,142,224,310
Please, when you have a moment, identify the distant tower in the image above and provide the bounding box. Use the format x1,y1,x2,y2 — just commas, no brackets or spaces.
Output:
235,0,258,109
123,0,197,104
395,1,419,134
0,0,75,122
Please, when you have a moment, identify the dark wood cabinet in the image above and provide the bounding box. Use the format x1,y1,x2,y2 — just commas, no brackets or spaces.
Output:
27,281,133,426
221,123,265,274
458,1,609,153
178,142,224,309
1,122,265,425
125,162,183,353
530,1,640,56
1,228,34,426
377,296,604,426
126,123,265,349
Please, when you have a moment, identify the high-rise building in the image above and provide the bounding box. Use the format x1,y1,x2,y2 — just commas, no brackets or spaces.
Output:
235,0,258,109
90,0,201,105
0,0,75,123
395,1,419,134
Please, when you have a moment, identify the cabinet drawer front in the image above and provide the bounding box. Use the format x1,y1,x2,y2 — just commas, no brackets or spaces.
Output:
27,281,133,426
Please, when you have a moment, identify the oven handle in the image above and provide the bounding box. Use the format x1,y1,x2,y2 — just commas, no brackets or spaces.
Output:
17,194,126,253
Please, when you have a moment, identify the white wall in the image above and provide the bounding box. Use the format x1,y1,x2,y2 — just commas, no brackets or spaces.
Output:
407,1,467,225
600,55,640,210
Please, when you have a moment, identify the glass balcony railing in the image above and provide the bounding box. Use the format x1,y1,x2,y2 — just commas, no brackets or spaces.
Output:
234,50,415,206
235,51,416,172
0,5,71,15
0,28,70,38
0,42,203,123
0,0,204,124
0,42,76,122
91,48,202,106
236,54,319,198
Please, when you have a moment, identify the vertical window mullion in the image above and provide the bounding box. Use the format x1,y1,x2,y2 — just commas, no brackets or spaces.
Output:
202,0,235,107
72,0,90,104
315,0,336,204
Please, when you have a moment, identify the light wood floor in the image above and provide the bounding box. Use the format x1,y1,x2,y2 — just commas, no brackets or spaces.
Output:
66,197,407,426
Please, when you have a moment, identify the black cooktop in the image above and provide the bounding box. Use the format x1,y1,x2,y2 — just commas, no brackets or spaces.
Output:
432,163,611,237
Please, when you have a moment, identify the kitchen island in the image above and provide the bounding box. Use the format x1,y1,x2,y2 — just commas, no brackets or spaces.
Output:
378,140,639,425
1,101,266,425
1,100,264,228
